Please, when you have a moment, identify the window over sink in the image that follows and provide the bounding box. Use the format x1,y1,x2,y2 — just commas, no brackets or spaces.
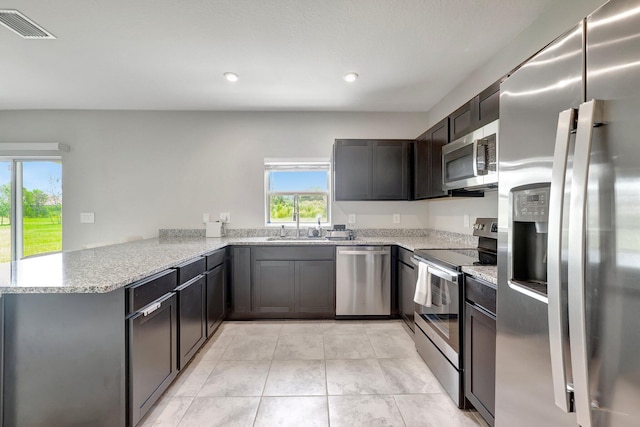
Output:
264,159,331,226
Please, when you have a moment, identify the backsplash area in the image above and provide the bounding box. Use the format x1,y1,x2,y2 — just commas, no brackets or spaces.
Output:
158,227,478,246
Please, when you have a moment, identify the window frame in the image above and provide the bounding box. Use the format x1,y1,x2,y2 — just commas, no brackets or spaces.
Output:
264,159,332,227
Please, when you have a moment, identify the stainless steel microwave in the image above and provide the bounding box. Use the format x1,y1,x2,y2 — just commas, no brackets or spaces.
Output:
441,119,499,191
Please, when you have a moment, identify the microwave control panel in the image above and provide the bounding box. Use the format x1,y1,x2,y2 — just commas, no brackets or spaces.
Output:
513,186,550,222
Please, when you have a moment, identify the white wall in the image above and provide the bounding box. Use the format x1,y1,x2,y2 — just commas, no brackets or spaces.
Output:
0,110,434,250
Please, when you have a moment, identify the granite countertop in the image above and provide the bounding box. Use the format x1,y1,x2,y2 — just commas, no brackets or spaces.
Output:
0,234,477,294
462,265,498,285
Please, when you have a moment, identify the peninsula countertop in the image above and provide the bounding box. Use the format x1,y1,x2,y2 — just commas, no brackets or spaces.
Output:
0,234,478,294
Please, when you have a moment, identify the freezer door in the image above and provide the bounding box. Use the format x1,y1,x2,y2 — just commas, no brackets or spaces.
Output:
579,1,640,426
496,22,584,427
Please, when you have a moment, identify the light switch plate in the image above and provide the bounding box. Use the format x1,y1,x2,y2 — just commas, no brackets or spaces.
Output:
393,214,401,224
80,212,95,224
348,214,356,224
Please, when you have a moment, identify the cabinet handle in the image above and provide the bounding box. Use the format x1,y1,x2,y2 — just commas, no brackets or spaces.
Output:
339,250,388,255
141,302,161,316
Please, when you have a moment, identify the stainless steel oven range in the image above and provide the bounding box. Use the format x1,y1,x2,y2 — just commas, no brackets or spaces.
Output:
412,217,497,408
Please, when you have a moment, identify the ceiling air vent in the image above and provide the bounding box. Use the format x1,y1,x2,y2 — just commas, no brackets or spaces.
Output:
0,10,55,39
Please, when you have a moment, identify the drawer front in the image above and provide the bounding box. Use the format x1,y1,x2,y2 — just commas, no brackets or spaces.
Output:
175,257,206,285
253,246,335,261
465,275,496,315
127,269,178,315
205,248,226,270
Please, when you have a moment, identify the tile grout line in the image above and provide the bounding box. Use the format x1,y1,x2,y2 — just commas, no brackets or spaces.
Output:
173,396,196,427
323,333,331,426
252,331,279,426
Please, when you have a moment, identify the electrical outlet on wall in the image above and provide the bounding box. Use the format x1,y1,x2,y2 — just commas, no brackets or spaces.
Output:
220,212,230,223
463,214,470,228
393,214,401,224
348,214,356,224
202,213,210,223
80,212,95,224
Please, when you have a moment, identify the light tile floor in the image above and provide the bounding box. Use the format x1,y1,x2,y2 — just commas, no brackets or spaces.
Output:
140,320,489,427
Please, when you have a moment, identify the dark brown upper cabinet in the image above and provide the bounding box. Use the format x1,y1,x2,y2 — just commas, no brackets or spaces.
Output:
334,139,411,201
449,80,500,141
414,118,449,200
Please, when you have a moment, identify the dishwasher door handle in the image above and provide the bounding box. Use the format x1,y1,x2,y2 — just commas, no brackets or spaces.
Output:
338,250,389,255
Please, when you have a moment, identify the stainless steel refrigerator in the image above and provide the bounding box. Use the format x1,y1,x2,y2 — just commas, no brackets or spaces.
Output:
497,0,640,426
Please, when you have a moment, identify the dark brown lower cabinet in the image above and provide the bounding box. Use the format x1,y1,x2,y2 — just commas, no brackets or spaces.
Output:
465,275,496,427
175,275,207,369
398,259,416,331
295,260,335,313
230,246,335,319
254,260,296,313
128,292,178,427
205,263,225,336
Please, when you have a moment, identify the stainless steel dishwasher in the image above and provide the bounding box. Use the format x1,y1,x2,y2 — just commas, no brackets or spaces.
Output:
336,246,391,316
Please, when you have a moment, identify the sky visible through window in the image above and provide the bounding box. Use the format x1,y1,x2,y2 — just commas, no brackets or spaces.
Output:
269,171,327,192
0,161,61,192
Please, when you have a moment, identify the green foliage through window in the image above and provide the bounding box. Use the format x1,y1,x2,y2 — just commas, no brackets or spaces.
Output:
265,162,331,225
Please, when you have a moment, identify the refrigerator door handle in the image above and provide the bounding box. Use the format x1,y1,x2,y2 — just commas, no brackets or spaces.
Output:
568,99,603,427
547,107,576,413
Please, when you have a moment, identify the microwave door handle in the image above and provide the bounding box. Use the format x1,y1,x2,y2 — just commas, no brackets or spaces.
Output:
547,107,576,413
477,139,487,174
568,99,603,427
472,140,479,177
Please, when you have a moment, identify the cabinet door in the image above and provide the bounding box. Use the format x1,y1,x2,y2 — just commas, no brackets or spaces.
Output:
129,293,178,427
295,260,335,314
413,133,429,200
206,264,225,336
177,275,206,369
372,140,409,200
398,261,416,331
428,118,449,198
334,140,372,200
476,81,500,128
254,261,295,313
414,119,449,200
465,302,496,426
232,247,252,313
450,101,473,141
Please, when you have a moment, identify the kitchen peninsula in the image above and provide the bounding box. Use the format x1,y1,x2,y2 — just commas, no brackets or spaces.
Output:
0,232,496,427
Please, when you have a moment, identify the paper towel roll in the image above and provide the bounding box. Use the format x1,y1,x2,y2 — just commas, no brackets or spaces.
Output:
206,221,222,238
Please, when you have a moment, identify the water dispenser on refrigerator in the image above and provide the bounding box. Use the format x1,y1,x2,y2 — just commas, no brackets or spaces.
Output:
510,185,550,297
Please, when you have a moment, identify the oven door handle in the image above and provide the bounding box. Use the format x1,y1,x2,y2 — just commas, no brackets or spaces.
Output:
427,265,457,283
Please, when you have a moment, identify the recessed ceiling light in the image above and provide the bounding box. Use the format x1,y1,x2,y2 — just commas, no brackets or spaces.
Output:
223,72,239,82
343,72,359,83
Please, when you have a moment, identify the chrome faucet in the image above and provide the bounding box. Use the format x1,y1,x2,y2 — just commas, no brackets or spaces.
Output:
293,195,300,237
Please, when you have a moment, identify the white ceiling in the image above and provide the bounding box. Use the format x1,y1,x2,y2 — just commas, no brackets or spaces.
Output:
0,0,553,111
